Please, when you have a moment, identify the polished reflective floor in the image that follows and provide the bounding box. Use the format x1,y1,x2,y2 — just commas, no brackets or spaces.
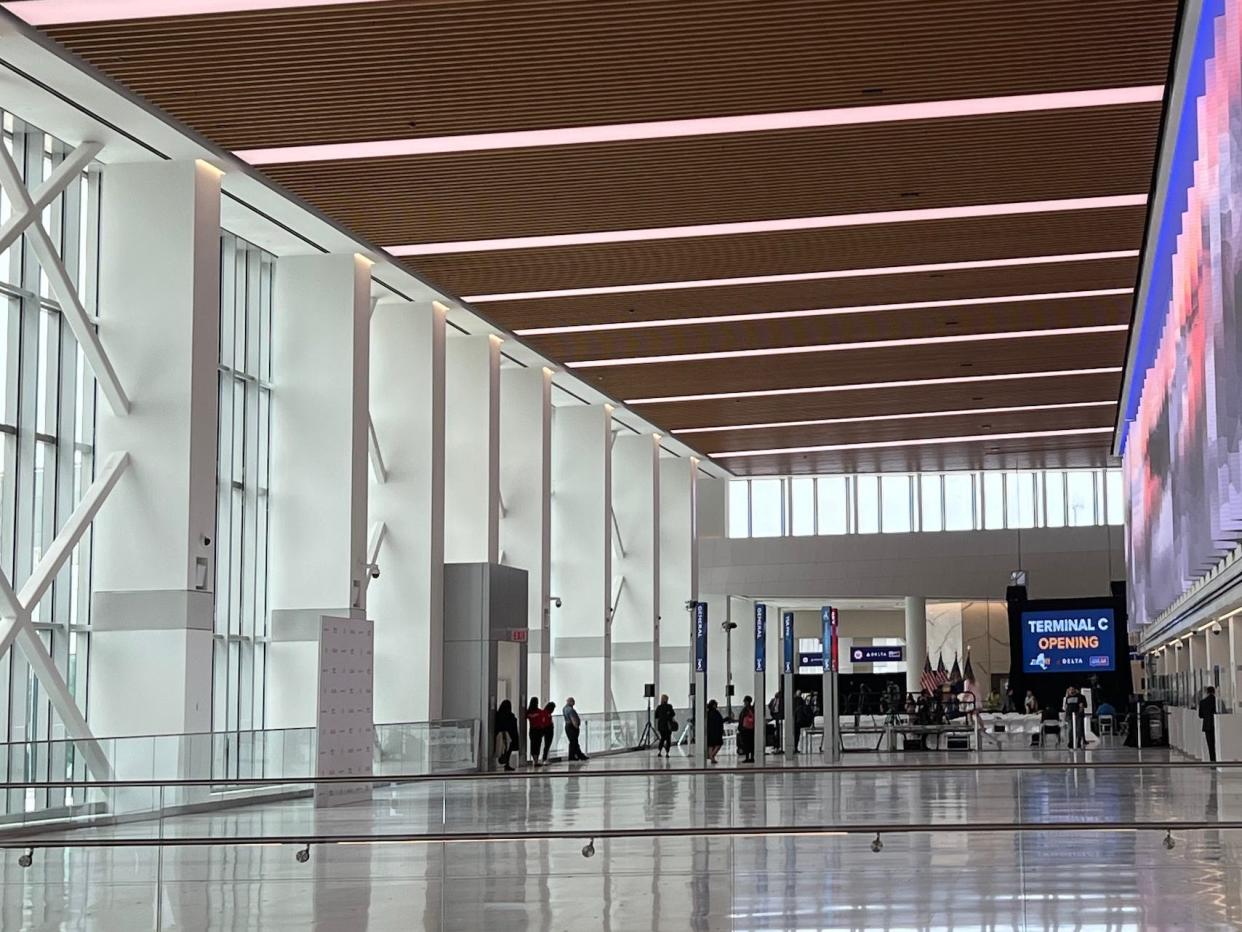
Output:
4,747,1242,930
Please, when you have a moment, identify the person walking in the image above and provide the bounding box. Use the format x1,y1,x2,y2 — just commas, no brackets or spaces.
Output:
654,694,677,757
1200,686,1218,763
563,697,588,762
737,695,756,763
705,699,725,764
495,699,519,772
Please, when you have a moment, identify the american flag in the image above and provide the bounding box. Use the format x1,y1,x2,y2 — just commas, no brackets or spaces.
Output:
919,654,947,695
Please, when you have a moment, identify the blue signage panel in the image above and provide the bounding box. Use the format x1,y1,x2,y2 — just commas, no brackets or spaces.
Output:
1020,608,1116,673
799,652,823,667
850,646,905,663
782,611,794,674
754,603,767,673
694,602,708,673
821,606,833,672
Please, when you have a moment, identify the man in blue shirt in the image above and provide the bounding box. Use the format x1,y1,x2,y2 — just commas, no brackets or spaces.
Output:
564,697,588,762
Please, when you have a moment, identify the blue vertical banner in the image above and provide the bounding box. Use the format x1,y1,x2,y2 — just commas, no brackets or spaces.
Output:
782,611,794,674
754,603,767,673
830,606,840,672
694,601,708,674
821,606,833,672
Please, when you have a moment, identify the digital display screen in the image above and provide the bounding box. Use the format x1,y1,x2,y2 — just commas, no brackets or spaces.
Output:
1020,608,1116,673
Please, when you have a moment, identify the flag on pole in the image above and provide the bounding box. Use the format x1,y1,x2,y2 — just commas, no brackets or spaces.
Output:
919,654,940,695
949,653,962,685
962,650,980,712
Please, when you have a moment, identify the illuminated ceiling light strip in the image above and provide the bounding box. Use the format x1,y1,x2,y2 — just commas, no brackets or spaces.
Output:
626,366,1124,405
468,250,1140,303
396,195,1147,256
1,0,378,23
566,324,1128,369
711,427,1114,459
675,400,1118,435
235,85,1164,166
514,288,1135,335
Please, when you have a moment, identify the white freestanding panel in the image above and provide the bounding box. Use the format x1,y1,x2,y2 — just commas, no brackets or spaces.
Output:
314,616,375,807
658,456,698,706
499,366,552,701
91,160,221,746
369,301,446,722
550,404,612,714
267,253,371,728
611,433,660,712
445,334,501,565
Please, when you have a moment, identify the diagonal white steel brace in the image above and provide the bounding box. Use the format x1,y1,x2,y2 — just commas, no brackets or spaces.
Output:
0,452,129,782
360,521,387,600
0,141,101,255
0,143,129,416
367,415,387,484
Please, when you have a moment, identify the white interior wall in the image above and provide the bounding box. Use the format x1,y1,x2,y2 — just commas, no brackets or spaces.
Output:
611,433,660,711
444,333,500,565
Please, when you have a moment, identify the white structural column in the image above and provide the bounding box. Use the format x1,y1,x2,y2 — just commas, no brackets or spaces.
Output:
611,433,660,711
368,301,446,722
905,596,928,694
445,333,501,564
658,456,699,704
267,254,371,728
499,366,552,699
549,404,613,713
90,160,221,745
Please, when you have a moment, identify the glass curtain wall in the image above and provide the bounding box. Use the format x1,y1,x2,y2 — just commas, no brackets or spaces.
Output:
0,113,99,798
729,468,1123,538
213,233,273,746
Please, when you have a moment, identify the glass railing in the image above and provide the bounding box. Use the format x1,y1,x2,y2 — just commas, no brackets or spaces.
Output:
0,719,479,821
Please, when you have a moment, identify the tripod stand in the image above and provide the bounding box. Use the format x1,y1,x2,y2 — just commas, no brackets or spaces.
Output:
636,695,656,750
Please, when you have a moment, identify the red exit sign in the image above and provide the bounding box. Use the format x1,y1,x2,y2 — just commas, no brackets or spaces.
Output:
510,630,528,643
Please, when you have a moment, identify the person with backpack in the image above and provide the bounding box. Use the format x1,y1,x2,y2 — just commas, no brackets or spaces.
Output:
769,690,785,753
654,693,677,757
737,696,757,763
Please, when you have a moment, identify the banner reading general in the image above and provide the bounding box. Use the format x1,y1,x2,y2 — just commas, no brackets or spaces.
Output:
1020,607,1116,673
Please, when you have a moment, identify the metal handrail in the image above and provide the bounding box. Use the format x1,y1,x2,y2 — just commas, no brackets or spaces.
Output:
0,756,1233,790
0,819,1235,850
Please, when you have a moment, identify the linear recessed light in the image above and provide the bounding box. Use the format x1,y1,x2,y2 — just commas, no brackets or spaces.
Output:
711,427,1114,459
468,250,1140,303
627,366,1124,405
566,324,1127,369
514,288,1134,335
234,85,1164,166
396,195,1146,256
675,400,1117,435
1,0,379,23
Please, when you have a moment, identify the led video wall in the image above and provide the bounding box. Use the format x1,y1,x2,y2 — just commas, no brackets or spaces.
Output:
1122,0,1242,626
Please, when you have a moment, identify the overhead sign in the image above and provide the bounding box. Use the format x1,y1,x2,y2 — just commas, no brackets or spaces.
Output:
1021,608,1116,673
694,602,708,674
799,652,824,667
851,646,904,663
754,603,767,673
782,611,794,674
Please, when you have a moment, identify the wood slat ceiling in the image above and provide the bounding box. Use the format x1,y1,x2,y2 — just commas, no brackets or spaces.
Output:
261,104,1160,245
40,0,1181,475
412,206,1149,298
46,0,1178,148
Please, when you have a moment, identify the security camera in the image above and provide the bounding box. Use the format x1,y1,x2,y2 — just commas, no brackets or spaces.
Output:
581,839,596,858
17,848,32,868
551,596,563,609
202,535,212,547
722,621,738,631
295,844,311,863
367,563,381,580
1175,641,1184,650
1212,622,1224,636
870,833,883,853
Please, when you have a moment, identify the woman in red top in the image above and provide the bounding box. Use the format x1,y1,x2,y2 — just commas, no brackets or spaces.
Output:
526,697,544,766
